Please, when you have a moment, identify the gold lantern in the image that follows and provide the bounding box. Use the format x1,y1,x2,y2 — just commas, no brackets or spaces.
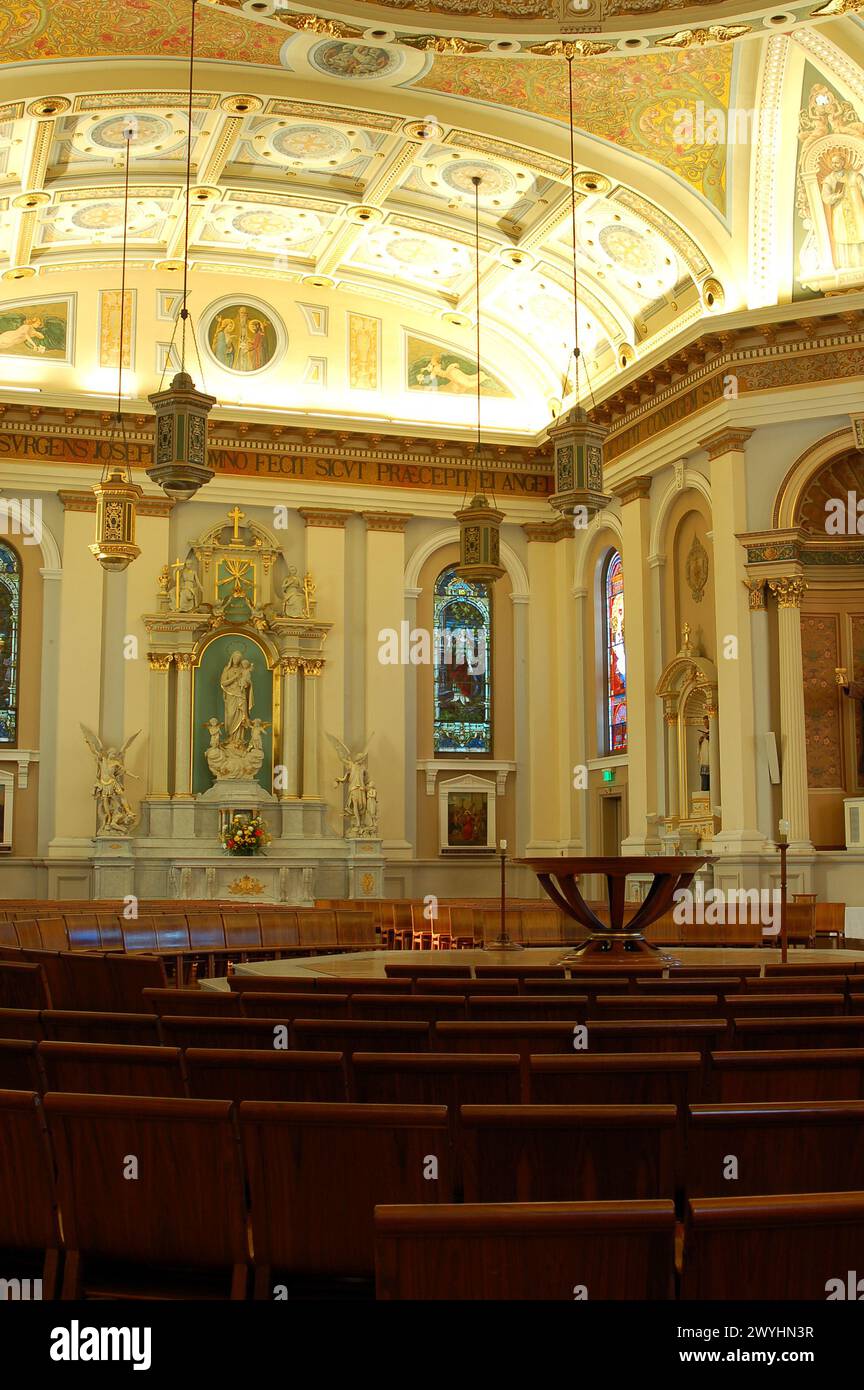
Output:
454,174,506,585
90,458,143,573
147,370,217,500
548,403,610,519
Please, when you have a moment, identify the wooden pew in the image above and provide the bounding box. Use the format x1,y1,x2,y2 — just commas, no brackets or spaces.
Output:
706,1049,864,1103
240,1101,452,1293
682,1192,864,1299
731,1016,864,1049
45,1093,249,1299
0,1090,62,1299
0,1038,42,1090
41,1010,160,1048
460,1103,677,1202
37,1041,186,1099
375,1200,676,1300
686,1100,864,1195
185,1048,348,1103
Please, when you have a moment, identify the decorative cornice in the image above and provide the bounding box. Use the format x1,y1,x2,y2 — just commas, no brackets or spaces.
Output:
58,490,96,514
362,512,413,533
614,475,653,506
699,428,754,460
521,518,573,543
298,508,354,529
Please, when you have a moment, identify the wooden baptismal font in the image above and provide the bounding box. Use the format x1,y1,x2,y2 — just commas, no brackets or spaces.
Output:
515,856,707,961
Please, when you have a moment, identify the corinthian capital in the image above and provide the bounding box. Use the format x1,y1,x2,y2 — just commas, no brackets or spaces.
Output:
768,576,807,609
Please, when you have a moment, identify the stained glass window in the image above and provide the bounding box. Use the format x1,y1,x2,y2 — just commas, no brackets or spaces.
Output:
604,550,627,753
0,545,20,745
433,564,491,755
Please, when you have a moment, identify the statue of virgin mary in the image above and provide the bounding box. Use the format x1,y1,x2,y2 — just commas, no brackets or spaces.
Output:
220,650,254,749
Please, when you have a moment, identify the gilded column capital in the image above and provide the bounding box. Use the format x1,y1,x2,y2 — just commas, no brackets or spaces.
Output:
768,576,808,609
148,652,173,672
175,652,195,671
280,656,300,675
300,658,325,677
743,578,767,611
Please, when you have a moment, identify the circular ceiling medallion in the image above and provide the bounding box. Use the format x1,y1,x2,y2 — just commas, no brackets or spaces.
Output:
598,223,659,274
263,122,354,168
220,94,264,115
345,205,383,225
61,199,164,237
438,159,519,202
202,295,286,376
498,247,535,269
574,170,611,196
73,111,187,160
441,310,471,329
26,96,71,118
231,207,321,245
2,266,36,281
302,274,335,288
190,185,222,205
308,40,404,82
701,277,725,310
13,190,51,210
403,118,443,143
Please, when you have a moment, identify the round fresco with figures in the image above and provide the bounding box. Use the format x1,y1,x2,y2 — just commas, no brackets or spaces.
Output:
307,40,404,81
203,297,286,375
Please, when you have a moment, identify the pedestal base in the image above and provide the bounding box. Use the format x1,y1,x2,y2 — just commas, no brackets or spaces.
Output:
558,931,679,965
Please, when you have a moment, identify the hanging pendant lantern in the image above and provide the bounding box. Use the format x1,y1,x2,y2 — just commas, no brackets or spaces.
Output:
90,459,143,573
454,174,506,585
147,370,216,500
146,0,216,504
455,493,506,584
548,403,610,519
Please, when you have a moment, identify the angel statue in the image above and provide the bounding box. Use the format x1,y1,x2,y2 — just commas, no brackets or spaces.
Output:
81,726,141,836
326,732,374,836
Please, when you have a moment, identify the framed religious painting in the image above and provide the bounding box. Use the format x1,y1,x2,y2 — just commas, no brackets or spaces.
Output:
438,774,496,855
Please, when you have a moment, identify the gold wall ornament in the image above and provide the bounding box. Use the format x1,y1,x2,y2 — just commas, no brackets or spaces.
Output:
685,533,709,603
530,39,615,56
361,872,375,895
147,652,173,672
744,579,767,611
657,24,750,47
852,415,864,452
768,576,808,608
810,0,862,13
89,464,142,573
228,874,266,896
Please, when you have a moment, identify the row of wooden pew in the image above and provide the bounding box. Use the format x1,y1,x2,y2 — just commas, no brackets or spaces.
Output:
5,1086,864,1300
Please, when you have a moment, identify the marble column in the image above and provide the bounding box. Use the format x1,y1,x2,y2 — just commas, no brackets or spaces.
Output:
524,527,558,852
768,575,812,852
173,653,194,798
301,658,324,799
615,476,660,854
300,508,349,822
363,512,412,855
571,584,589,854
279,657,301,799
701,429,763,853
706,704,721,818
746,578,774,841
664,708,679,821
147,653,172,798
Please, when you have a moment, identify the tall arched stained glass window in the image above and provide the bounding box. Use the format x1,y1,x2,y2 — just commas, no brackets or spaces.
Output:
0,544,20,746
433,564,491,754
604,550,627,753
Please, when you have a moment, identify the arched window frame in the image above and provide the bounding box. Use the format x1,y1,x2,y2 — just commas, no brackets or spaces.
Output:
0,542,21,748
433,563,492,756
601,548,627,755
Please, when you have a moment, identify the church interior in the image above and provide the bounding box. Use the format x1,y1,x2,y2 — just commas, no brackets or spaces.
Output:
2,0,864,1319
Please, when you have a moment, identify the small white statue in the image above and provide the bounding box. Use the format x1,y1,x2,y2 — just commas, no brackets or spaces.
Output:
281,566,307,619
174,560,203,613
364,781,379,835
81,726,140,836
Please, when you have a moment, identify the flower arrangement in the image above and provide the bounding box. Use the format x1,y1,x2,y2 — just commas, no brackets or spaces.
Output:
222,814,270,857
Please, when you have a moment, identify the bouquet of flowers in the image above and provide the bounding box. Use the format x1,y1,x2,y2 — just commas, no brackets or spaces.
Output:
222,814,270,856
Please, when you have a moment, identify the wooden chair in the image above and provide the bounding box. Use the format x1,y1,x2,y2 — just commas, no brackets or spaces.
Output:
222,912,263,956
38,1041,187,1099
0,920,19,948
186,1048,348,1103
0,1090,62,1299
241,992,351,1020
706,1048,864,1103
375,1199,676,1300
142,987,243,1018
35,919,68,952
0,1039,43,1090
45,1093,249,1299
686,1100,864,1196
42,1010,161,1048
335,910,378,950
13,920,41,949
0,1008,44,1041
297,910,338,952
240,1100,452,1294
460,1103,677,1203
0,961,51,1010
292,1019,430,1054
682,1192,864,1300
349,994,466,1023
120,917,159,952
258,909,300,952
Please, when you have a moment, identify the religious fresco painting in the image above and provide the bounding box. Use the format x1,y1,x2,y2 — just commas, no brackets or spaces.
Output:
795,64,864,296
205,301,281,374
348,313,380,390
0,295,72,363
407,333,512,397
98,288,135,370
307,41,404,82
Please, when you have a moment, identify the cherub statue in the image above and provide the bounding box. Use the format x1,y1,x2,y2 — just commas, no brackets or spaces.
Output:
326,732,374,835
81,726,140,836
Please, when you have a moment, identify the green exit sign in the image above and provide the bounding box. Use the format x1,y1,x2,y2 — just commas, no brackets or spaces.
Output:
602,768,616,784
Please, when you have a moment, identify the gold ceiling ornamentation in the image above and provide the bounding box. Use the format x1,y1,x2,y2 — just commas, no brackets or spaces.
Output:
530,39,616,57
400,35,487,54
810,0,862,13
657,25,750,47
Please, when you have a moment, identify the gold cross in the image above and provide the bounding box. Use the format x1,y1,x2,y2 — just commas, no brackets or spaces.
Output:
227,506,245,542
